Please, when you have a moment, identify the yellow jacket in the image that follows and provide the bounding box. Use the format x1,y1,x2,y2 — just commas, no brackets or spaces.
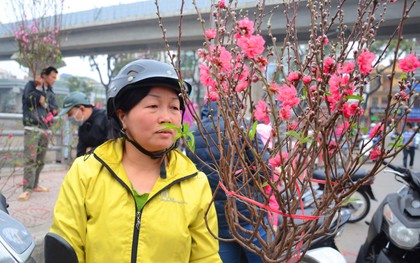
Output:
50,138,221,263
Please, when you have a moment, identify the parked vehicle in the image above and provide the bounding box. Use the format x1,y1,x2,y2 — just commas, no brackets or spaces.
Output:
0,194,36,263
311,168,376,223
286,207,351,263
356,161,420,262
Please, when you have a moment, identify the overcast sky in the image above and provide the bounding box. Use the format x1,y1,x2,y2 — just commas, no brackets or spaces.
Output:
0,0,144,82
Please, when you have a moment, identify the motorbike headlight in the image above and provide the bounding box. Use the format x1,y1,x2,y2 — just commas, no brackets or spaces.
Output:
383,204,420,250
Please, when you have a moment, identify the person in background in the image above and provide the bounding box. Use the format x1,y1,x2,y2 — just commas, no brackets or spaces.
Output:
46,59,221,262
19,66,59,201
58,91,111,157
402,122,416,169
187,101,268,263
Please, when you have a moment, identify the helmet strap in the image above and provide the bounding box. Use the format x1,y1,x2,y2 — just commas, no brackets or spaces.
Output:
120,128,175,178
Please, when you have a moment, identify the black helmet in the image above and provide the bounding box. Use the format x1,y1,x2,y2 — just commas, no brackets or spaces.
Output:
107,59,192,167
107,59,192,119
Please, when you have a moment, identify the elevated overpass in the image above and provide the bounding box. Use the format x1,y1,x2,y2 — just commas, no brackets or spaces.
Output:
0,0,419,60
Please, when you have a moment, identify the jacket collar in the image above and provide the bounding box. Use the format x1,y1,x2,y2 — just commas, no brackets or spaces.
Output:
93,138,199,188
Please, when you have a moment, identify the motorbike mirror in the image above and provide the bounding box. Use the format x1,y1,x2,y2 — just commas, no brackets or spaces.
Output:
44,232,78,263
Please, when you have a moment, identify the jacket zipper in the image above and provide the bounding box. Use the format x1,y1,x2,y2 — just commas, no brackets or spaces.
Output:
94,153,197,263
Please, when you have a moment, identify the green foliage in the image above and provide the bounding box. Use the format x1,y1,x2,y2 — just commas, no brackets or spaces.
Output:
161,122,196,152
248,121,258,140
62,76,99,94
284,130,313,144
12,0,63,78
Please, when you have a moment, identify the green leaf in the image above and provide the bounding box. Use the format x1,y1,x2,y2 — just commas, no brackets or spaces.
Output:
401,72,407,80
320,90,332,96
284,130,301,140
249,121,258,140
346,95,364,102
341,197,360,206
361,127,369,134
301,137,313,144
389,137,404,149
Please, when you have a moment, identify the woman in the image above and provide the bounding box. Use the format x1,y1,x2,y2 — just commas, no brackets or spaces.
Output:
47,59,221,263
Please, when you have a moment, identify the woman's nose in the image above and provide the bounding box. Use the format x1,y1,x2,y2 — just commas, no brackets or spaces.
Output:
158,109,172,123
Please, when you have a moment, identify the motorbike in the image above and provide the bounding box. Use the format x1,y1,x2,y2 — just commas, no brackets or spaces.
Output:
273,206,351,263
311,168,376,223
356,161,420,263
0,194,36,263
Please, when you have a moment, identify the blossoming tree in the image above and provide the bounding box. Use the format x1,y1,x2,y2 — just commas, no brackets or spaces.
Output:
156,0,419,262
11,0,64,78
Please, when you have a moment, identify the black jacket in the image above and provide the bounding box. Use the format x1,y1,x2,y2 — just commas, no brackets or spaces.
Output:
76,108,112,157
22,81,58,129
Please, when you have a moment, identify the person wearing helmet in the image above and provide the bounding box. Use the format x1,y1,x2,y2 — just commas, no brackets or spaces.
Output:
59,91,111,157
47,59,221,263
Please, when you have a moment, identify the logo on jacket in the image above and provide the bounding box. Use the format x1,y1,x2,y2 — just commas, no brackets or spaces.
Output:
160,190,187,204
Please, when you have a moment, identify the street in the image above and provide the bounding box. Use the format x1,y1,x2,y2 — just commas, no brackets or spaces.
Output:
336,151,417,262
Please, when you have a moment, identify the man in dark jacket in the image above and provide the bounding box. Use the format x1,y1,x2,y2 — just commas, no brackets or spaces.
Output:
58,91,111,157
187,102,268,262
20,66,59,201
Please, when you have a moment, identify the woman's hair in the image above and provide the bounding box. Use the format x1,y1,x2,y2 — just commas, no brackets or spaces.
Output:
110,85,152,139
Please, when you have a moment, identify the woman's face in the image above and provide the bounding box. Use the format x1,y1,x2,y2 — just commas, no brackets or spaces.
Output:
118,86,182,152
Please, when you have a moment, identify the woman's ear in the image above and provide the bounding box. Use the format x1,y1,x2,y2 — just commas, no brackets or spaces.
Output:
116,109,127,129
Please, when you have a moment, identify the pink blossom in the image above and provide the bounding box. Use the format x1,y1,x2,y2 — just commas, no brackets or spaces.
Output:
336,121,350,137
205,28,217,40
396,91,410,101
323,57,336,73
288,122,299,131
276,84,300,108
338,61,355,74
235,17,255,39
8,134,13,138
368,123,384,139
357,50,376,75
209,45,232,73
279,105,293,121
302,75,312,85
43,112,54,124
328,140,337,154
317,35,329,45
237,35,265,58
207,91,219,102
269,82,280,93
255,100,271,124
197,49,208,59
216,0,226,9
199,64,216,87
286,71,300,82
235,80,248,92
255,56,268,69
370,146,382,160
269,152,289,168
343,103,360,118
398,53,420,72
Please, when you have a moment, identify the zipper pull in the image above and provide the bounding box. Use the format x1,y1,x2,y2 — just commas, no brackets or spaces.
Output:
136,211,141,230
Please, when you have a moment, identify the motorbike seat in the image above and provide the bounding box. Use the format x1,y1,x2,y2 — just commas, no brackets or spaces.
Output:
312,168,368,182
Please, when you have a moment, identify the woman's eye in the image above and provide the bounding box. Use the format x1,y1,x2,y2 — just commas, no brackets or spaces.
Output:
172,106,180,111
